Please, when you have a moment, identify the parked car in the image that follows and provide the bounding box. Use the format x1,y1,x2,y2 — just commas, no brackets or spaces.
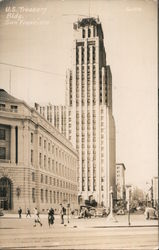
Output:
145,207,158,220
78,205,95,219
0,209,4,216
95,208,108,217
116,209,125,215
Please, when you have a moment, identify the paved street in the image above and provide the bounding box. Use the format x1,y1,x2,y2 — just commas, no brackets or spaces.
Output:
0,214,158,249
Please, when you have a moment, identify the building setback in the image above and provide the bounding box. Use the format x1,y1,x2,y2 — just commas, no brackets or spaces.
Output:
0,89,78,213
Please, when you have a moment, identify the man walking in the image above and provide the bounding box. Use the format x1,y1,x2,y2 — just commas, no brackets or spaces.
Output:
33,207,42,227
18,207,22,218
26,208,31,217
59,204,66,224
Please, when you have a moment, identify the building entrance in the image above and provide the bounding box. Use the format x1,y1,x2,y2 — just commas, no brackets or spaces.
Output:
0,177,12,210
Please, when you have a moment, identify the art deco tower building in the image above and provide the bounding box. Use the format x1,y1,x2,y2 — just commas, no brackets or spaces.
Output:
66,18,116,207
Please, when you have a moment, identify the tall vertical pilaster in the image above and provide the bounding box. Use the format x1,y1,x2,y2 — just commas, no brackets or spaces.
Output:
11,125,16,163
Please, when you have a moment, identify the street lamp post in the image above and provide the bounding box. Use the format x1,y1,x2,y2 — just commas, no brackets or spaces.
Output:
128,197,131,226
126,185,131,226
67,203,70,224
106,186,118,222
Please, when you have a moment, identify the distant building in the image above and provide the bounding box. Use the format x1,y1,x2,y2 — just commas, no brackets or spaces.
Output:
116,163,126,201
152,176,158,207
0,89,78,213
34,103,71,141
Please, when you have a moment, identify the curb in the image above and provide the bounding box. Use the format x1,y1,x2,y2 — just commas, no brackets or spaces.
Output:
91,224,158,228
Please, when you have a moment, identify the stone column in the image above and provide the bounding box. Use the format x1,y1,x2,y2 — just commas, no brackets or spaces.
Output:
11,125,16,163
18,126,24,164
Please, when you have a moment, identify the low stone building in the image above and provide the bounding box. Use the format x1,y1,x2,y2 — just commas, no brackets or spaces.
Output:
0,89,78,213
116,163,126,201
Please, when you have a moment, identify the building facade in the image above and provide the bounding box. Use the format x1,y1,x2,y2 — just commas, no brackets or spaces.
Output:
116,163,126,201
0,89,78,213
34,103,71,141
66,18,116,207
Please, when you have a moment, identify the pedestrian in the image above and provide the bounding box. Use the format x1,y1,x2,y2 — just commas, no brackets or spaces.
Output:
18,207,22,218
33,207,42,227
59,204,66,224
26,208,31,217
48,207,55,227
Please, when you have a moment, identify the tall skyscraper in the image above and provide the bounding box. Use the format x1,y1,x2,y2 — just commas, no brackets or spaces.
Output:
66,17,116,207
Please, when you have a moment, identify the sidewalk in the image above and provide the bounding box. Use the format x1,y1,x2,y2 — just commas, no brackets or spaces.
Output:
2,213,158,229
69,214,158,229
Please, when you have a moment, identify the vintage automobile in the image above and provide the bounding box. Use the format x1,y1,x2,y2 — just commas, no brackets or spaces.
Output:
95,208,108,217
78,205,96,218
144,207,158,220
116,209,125,215
0,209,4,216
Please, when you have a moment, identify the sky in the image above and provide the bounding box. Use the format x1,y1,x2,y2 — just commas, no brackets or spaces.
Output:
0,0,158,190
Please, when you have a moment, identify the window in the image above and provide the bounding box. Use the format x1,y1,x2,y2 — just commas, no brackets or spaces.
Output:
82,29,85,38
53,178,56,186
0,104,5,111
31,133,33,143
88,28,91,38
32,188,35,203
44,155,46,168
48,158,50,168
31,150,33,165
39,153,42,167
45,189,48,203
52,160,54,172
41,189,44,202
93,46,96,63
45,176,48,184
87,46,90,63
32,172,35,182
11,105,18,113
48,143,50,151
39,136,42,146
76,47,79,64
50,190,52,203
81,47,84,64
0,129,5,140
52,145,54,154
41,174,43,183
53,191,56,203
0,147,6,159
44,140,46,149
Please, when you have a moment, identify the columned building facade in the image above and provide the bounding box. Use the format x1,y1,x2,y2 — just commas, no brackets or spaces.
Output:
0,89,78,212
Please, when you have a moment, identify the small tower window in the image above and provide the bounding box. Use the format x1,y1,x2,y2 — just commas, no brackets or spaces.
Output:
88,28,91,38
82,29,85,38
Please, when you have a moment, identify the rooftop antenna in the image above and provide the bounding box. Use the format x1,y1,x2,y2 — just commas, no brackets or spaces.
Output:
9,69,11,94
89,0,91,18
